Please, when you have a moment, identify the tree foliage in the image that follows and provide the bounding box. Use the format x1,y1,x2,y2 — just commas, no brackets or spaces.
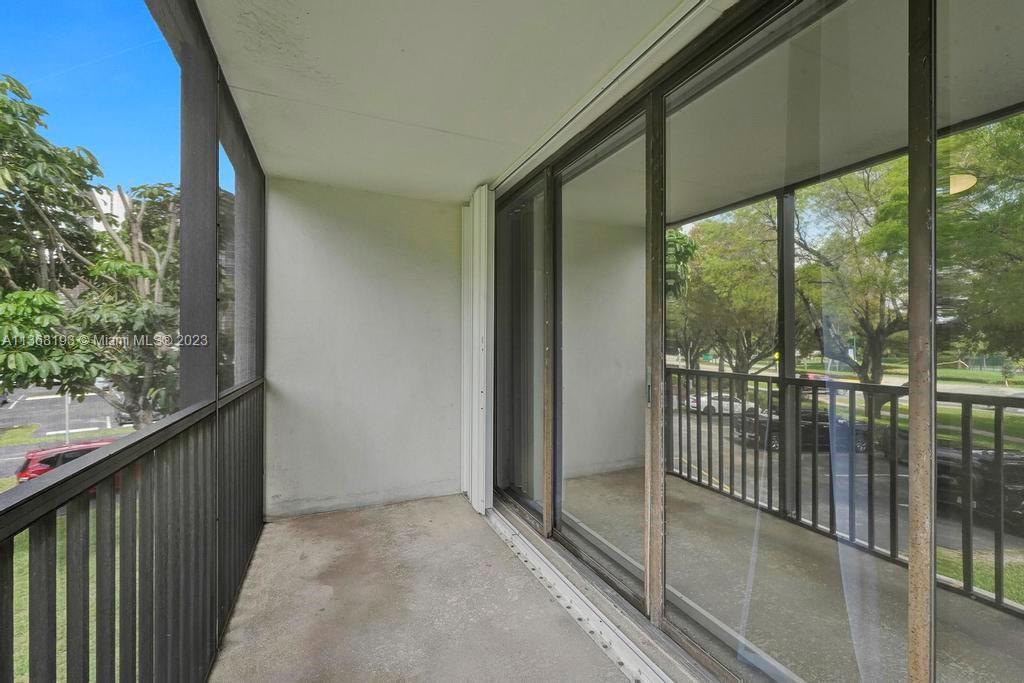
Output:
668,200,778,374
938,115,1024,360
794,158,909,383
0,74,180,426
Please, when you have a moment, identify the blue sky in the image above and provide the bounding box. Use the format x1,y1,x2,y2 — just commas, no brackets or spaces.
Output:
2,1,186,190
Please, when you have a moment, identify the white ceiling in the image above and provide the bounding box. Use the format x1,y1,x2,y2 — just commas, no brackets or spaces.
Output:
197,0,700,203
557,0,1024,228
666,0,1024,223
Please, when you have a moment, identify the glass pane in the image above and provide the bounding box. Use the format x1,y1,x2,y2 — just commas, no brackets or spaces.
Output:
559,115,646,603
0,1,180,484
218,144,237,389
494,179,546,517
936,1,1024,679
667,199,778,376
664,0,910,678
0,3,178,672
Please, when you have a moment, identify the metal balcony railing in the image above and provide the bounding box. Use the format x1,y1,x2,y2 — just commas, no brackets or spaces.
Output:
665,367,1024,619
0,378,263,682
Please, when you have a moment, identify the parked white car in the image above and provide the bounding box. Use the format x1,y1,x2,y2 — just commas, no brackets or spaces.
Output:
686,392,745,415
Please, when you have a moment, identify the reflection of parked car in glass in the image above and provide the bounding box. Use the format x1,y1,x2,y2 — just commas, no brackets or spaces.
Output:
15,440,115,483
935,448,1024,529
734,408,871,453
686,392,744,415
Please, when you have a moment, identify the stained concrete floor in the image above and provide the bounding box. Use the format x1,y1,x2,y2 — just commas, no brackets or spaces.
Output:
210,494,625,682
564,468,1024,683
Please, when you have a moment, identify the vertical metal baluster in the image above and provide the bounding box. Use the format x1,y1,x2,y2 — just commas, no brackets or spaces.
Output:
848,388,857,543
793,382,801,520
96,477,116,681
889,395,900,560
867,392,876,551
685,374,692,480
754,380,761,508
235,403,243,595
829,388,837,536
155,444,169,679
811,386,819,529
729,376,736,496
195,426,206,675
211,415,220,660
961,403,974,593
695,375,702,485
184,431,196,680
779,382,788,516
767,379,774,512
707,378,713,487
231,401,236,605
218,407,227,629
995,405,1005,604
0,536,11,683
665,371,674,476
717,375,724,492
120,464,139,683
66,493,90,680
678,373,685,477
0,537,11,683
169,438,182,683
29,512,56,681
741,377,748,502
139,455,155,681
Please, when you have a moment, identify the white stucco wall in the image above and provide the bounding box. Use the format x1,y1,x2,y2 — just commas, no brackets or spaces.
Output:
265,178,462,517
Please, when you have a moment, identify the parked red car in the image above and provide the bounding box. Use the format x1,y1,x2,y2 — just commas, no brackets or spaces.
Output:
16,440,115,484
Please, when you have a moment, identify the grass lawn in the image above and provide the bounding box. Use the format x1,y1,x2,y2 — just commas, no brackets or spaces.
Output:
798,360,1024,387
8,501,119,682
937,546,1024,606
0,424,134,449
726,383,1024,450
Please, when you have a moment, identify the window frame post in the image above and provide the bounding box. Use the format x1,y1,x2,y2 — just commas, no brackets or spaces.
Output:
907,0,938,679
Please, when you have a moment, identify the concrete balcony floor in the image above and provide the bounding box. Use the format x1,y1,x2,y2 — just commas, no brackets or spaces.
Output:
210,494,624,682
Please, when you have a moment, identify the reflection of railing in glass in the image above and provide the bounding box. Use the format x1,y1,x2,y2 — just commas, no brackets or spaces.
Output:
666,366,1024,618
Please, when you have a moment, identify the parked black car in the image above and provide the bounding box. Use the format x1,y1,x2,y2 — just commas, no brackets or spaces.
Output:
935,448,1024,524
733,407,872,453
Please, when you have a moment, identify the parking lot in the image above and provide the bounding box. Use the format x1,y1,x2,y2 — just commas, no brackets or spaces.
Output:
0,387,129,478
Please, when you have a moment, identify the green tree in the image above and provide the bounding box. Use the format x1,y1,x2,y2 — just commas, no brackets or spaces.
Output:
0,75,180,426
938,115,1024,361
794,158,909,384
668,200,778,375
665,228,705,368
695,203,778,375
0,75,102,295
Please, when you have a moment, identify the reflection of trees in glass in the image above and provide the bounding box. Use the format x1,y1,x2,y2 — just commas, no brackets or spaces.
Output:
795,158,909,384
666,114,1024,385
217,187,235,389
0,75,179,426
938,115,1024,371
667,200,778,374
665,228,703,368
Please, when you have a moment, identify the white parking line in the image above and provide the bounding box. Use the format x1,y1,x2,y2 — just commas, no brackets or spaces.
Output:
44,426,101,436
6,395,25,410
25,392,97,401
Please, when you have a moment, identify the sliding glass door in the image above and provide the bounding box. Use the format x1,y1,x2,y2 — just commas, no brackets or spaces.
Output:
493,0,1024,678
556,115,649,604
